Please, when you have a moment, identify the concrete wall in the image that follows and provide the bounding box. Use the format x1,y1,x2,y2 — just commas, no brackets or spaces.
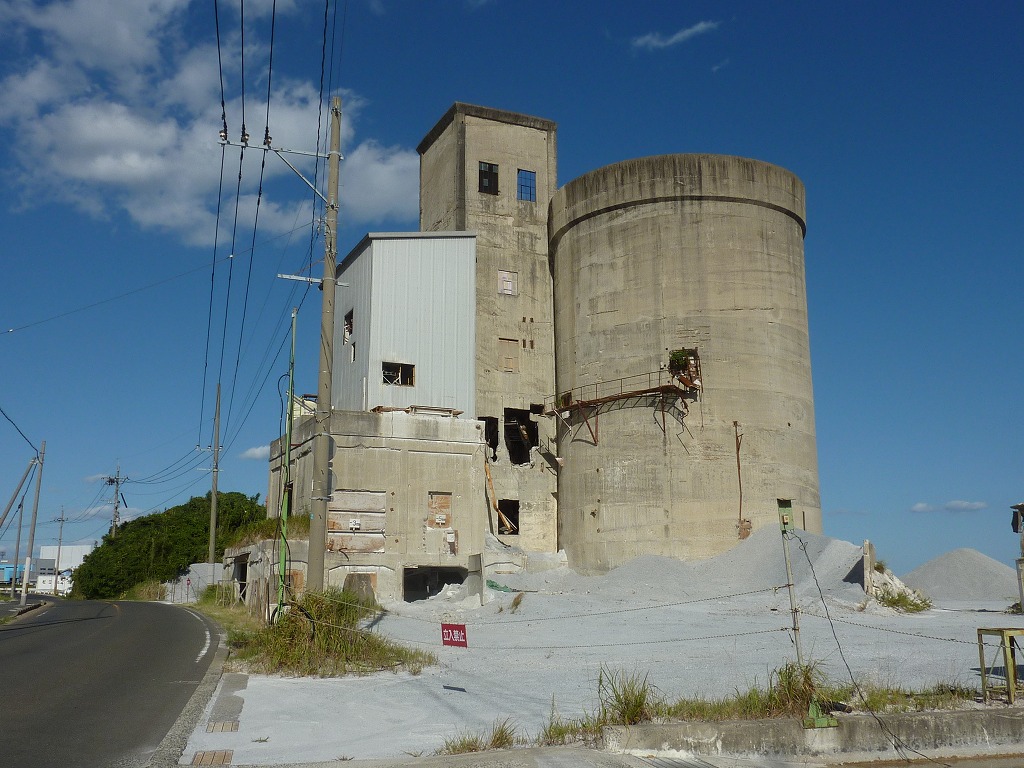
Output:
418,103,559,553
549,154,821,573
267,408,488,601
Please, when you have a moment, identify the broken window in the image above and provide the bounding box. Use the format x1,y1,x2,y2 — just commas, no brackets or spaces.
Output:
478,416,499,461
497,499,520,535
498,338,519,373
343,310,353,343
382,362,415,386
498,269,518,296
478,161,498,195
503,407,538,465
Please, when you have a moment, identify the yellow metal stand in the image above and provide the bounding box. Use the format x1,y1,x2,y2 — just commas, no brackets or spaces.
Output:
977,627,1024,703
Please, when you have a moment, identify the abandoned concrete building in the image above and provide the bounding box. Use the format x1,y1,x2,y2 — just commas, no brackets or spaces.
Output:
253,102,821,604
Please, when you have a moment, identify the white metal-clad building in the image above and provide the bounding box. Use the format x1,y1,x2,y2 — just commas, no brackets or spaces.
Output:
333,232,476,417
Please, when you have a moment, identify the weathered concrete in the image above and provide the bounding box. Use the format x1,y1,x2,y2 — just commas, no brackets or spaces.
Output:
549,154,821,573
419,103,559,554
605,708,1024,761
266,408,489,602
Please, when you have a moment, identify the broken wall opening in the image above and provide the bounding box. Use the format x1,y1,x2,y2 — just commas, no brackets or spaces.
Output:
478,416,499,461
503,408,538,465
403,566,468,602
497,499,520,535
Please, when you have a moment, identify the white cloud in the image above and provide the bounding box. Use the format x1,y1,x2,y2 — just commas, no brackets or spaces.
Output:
0,4,417,247
341,140,419,224
911,500,988,513
632,20,720,51
944,500,987,512
240,444,270,460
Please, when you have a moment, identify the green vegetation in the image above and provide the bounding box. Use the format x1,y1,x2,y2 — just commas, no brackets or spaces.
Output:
214,588,436,677
437,718,520,755
72,491,265,599
121,579,166,601
875,585,932,613
227,512,310,549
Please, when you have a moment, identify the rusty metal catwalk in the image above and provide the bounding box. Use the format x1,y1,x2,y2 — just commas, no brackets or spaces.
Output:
543,370,700,444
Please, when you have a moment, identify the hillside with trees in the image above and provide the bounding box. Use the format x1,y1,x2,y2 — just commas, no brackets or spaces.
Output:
73,491,265,599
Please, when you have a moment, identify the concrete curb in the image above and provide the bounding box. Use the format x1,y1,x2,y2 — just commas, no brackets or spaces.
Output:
148,611,229,768
604,707,1024,762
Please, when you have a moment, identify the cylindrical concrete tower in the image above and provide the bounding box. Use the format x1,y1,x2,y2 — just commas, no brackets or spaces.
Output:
549,154,820,574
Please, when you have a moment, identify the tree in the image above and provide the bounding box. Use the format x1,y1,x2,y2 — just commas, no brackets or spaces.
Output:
73,491,264,599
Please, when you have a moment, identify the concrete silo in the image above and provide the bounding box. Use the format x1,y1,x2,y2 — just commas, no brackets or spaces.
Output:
548,154,820,573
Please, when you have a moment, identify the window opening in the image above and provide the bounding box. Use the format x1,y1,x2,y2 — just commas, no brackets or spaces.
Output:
343,310,353,343
498,338,519,373
498,269,518,295
478,161,498,195
503,407,538,465
478,416,499,461
517,169,536,202
497,499,520,535
403,566,467,602
350,341,356,363
382,362,415,386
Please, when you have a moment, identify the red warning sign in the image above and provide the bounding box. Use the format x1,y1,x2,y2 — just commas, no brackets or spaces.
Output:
441,623,468,647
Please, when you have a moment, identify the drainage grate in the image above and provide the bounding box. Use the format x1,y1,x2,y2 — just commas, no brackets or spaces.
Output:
191,750,233,765
206,720,240,733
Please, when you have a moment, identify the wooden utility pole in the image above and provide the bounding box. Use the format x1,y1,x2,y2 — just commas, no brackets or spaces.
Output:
208,383,222,564
20,440,45,606
307,96,342,593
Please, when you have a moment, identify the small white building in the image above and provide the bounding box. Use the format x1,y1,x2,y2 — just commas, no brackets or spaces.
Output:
37,544,94,595
333,231,477,416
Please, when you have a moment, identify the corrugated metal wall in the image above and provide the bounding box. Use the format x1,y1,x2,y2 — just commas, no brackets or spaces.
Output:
334,233,476,417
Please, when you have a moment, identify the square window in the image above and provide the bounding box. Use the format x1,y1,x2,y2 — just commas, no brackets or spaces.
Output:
498,269,518,296
517,169,536,202
479,161,499,195
382,362,415,386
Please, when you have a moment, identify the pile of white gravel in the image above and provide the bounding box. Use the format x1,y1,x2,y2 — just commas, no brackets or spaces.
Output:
901,548,1019,602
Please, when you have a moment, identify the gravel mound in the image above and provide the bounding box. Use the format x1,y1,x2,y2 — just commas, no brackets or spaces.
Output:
902,548,1019,601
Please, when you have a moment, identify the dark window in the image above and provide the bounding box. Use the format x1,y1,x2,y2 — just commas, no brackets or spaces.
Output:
498,499,520,535
517,169,536,202
503,407,538,465
479,161,498,195
478,416,499,461
382,362,415,386
343,310,353,342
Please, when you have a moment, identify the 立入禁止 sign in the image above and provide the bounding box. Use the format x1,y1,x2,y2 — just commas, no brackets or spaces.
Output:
441,622,468,647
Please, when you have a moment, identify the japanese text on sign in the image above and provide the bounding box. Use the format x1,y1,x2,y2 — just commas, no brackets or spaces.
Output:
441,622,468,647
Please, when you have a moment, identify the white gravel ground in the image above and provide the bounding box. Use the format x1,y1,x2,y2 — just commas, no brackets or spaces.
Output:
183,528,1024,764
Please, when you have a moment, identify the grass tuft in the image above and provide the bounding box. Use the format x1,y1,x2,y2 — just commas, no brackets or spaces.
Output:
436,718,521,755
598,666,659,725
196,588,436,677
875,585,932,613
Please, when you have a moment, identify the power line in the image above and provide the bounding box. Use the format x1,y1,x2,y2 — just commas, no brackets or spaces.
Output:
0,404,38,454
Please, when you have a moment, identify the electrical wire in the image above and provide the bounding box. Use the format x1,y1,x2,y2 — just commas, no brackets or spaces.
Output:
789,530,950,767
0,405,38,454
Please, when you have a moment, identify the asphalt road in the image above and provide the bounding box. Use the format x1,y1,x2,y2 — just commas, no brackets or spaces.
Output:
0,597,218,767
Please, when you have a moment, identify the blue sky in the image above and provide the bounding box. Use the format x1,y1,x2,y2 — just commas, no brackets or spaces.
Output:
0,1,1020,576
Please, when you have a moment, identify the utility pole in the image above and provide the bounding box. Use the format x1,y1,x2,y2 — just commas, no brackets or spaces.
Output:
208,383,222,564
20,440,45,606
53,507,67,596
104,464,127,538
10,497,24,599
777,499,804,668
307,96,342,593
278,307,298,617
